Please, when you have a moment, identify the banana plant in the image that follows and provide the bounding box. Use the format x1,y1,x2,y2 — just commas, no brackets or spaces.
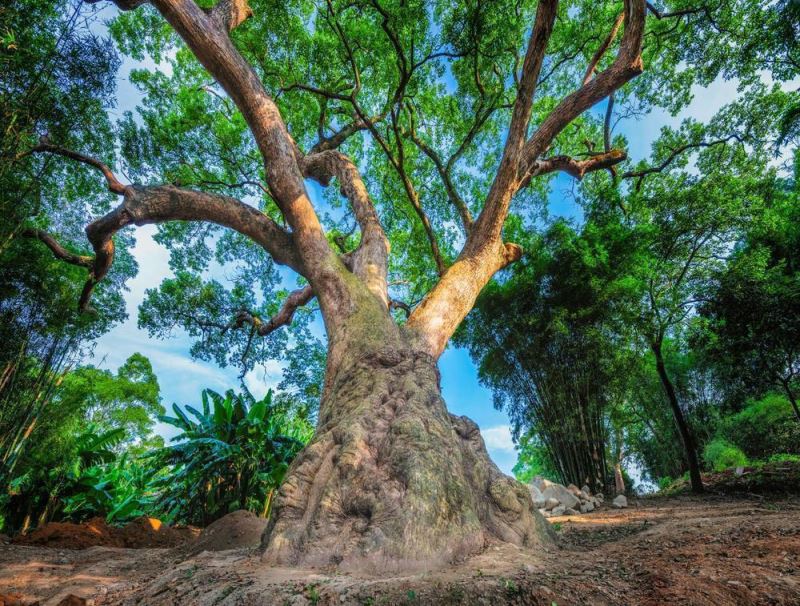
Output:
151,388,312,525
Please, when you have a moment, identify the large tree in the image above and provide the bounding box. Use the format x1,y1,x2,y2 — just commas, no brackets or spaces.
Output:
13,0,797,569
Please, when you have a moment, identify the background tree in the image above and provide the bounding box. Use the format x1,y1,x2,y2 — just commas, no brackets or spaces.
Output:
698,164,800,420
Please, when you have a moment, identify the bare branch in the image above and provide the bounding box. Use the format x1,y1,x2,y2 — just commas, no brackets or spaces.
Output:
20,228,94,268
48,184,299,312
520,0,646,176
621,136,740,187
30,137,127,195
646,2,705,20
235,285,315,337
403,110,474,233
582,12,625,86
533,148,627,180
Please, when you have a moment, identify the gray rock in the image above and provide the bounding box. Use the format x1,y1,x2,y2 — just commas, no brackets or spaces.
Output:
529,483,546,508
538,508,551,518
541,484,579,509
566,483,582,497
612,494,628,508
551,505,566,517
595,492,604,502
532,476,556,492
580,501,595,513
564,508,579,516
544,497,560,510
581,485,592,496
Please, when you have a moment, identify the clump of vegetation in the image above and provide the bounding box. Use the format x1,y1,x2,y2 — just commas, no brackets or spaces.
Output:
703,439,749,472
151,388,312,525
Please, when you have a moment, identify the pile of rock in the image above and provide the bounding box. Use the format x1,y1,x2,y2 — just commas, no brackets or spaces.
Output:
529,476,621,517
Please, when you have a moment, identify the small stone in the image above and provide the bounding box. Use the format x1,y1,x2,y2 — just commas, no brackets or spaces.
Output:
581,485,592,496
544,497,560,510
595,492,604,502
551,505,566,516
564,508,578,516
580,501,595,513
612,494,628,508
566,484,582,497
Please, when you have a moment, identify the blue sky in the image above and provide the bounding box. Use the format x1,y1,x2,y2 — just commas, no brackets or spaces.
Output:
87,7,749,476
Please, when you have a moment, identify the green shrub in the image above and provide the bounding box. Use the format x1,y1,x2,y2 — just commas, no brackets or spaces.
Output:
703,438,749,471
720,393,800,458
767,453,800,464
657,476,674,491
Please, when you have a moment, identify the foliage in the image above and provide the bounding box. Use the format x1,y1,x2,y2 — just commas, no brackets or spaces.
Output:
61,453,162,524
55,353,164,449
0,355,161,532
718,393,800,459
152,388,313,525
703,439,748,472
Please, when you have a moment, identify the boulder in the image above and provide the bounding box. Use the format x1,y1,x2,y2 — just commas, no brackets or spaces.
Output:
566,484,582,497
544,497,560,510
532,476,556,492
551,505,566,517
612,494,628,509
541,484,579,510
564,508,579,516
579,501,595,514
529,484,546,508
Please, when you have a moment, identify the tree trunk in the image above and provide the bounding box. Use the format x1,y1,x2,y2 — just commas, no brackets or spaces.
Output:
778,377,800,423
261,334,553,572
651,342,704,493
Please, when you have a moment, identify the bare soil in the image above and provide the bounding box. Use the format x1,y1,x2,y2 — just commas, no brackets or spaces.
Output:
11,517,198,550
1,495,798,605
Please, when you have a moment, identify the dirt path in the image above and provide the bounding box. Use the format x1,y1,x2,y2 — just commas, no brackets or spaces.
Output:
1,494,798,605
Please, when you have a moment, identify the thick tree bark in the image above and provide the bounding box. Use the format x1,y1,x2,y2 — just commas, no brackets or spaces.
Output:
651,342,704,493
261,316,553,571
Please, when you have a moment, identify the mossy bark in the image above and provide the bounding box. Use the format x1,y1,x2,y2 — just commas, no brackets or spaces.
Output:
261,325,553,571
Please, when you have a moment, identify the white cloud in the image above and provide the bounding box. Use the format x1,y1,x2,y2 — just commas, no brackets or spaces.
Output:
243,359,287,399
481,425,516,452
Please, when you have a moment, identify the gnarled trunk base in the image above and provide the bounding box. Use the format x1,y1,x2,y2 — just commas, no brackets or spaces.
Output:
261,347,553,572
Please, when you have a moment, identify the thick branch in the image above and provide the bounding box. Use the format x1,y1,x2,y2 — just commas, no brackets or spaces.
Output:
66,185,299,312
235,285,315,336
533,148,627,180
408,0,646,359
207,0,252,31
147,0,334,287
520,0,645,175
302,151,390,307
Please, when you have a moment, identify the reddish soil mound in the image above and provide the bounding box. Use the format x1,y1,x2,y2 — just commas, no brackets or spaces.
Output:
189,509,268,553
13,516,197,550
14,517,123,549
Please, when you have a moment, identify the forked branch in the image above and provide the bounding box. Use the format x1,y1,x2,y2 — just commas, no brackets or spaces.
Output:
235,285,315,336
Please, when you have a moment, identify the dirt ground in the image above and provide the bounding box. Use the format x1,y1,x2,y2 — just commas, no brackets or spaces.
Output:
1,494,798,605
